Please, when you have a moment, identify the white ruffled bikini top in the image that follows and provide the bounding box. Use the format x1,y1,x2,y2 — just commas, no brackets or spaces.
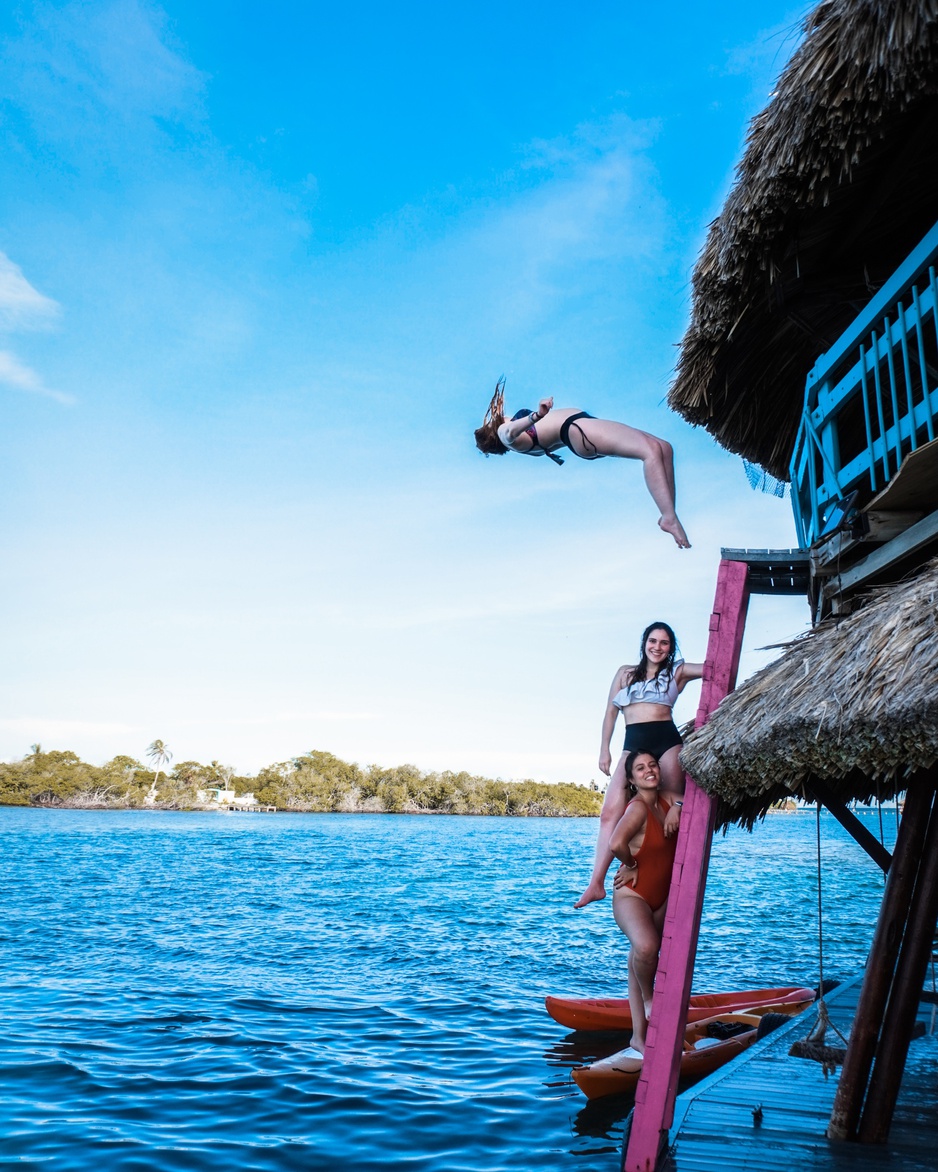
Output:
613,659,683,710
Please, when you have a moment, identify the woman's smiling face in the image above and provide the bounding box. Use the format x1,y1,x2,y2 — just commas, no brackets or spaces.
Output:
629,753,660,790
644,629,672,663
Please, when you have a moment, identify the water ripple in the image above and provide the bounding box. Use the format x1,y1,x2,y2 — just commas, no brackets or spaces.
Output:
0,807,892,1170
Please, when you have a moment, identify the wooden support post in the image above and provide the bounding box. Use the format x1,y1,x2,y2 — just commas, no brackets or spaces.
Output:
858,782,938,1143
827,774,935,1140
624,560,750,1172
804,775,892,873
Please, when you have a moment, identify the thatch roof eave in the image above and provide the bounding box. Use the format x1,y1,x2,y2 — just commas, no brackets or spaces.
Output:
681,557,938,827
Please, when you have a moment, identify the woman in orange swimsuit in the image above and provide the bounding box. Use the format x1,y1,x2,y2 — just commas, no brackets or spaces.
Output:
608,750,677,1055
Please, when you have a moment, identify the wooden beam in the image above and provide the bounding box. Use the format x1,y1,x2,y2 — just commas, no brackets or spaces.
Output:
813,511,928,574
863,510,926,541
827,774,936,1140
803,776,892,873
858,784,938,1142
697,560,751,714
624,559,750,1172
864,437,938,513
719,548,808,565
720,548,810,596
823,507,938,601
812,528,862,571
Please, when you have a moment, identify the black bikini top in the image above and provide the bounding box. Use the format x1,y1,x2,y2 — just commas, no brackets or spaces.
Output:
511,409,564,465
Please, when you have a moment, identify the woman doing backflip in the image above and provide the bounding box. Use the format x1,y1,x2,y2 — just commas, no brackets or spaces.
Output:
609,750,676,1054
473,381,690,548
575,621,702,908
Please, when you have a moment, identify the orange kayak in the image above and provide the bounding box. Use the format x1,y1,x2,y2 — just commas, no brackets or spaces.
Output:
546,985,814,1032
572,1010,775,1100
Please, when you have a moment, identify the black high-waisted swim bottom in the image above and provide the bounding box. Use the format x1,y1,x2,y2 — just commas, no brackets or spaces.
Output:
623,719,683,759
559,411,603,459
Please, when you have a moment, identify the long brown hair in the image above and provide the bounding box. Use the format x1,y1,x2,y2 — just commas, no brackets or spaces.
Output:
474,378,508,454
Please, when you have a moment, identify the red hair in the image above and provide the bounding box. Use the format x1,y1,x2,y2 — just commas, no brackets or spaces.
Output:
474,379,508,455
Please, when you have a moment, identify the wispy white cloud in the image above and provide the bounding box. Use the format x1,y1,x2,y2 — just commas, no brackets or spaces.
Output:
2,0,207,157
0,252,68,401
521,113,656,174
717,9,807,130
0,350,73,404
355,113,669,389
467,118,665,331
0,252,60,329
75,0,205,120
722,13,805,81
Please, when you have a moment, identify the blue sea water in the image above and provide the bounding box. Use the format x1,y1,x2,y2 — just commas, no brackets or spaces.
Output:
0,806,897,1171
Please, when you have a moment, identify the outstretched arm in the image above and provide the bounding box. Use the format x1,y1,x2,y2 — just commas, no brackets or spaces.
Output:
599,664,629,773
498,396,554,448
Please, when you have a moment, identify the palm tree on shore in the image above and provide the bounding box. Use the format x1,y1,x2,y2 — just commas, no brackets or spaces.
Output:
145,739,172,804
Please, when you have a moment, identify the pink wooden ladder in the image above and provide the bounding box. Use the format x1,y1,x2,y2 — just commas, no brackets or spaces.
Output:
624,558,751,1172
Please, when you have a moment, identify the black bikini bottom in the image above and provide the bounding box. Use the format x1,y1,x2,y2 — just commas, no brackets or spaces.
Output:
623,719,683,758
559,411,602,459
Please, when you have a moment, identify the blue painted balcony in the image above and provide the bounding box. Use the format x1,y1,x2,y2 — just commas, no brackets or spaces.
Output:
790,220,938,550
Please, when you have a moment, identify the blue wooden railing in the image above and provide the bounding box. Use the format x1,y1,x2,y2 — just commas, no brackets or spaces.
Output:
790,219,938,549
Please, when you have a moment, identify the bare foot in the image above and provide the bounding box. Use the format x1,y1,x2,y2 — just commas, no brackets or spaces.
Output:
628,1035,646,1055
574,881,607,909
658,514,691,548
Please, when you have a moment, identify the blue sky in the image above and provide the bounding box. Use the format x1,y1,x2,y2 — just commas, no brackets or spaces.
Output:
1,0,812,782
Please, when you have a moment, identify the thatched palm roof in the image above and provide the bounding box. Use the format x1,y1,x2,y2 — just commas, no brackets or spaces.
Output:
669,0,938,480
681,557,938,828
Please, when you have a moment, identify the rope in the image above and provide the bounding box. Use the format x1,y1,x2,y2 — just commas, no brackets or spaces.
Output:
790,1000,848,1074
804,802,848,1049
816,800,826,996
876,780,886,887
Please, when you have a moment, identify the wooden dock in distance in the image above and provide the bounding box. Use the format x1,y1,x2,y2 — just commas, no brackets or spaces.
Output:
658,974,938,1171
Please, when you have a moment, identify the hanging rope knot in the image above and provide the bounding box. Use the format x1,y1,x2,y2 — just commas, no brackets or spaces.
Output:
789,1001,849,1075
788,805,851,1075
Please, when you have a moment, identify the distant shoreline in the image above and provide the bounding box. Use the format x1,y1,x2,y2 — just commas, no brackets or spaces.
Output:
0,800,599,819
0,747,604,818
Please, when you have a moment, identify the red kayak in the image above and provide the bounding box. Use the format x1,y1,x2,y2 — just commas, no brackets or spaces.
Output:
546,985,815,1031
572,1010,772,1100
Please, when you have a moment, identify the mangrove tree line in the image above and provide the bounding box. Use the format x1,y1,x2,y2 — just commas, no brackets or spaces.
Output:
0,746,603,817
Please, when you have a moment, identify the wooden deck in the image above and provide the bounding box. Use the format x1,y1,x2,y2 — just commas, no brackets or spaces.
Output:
660,972,938,1172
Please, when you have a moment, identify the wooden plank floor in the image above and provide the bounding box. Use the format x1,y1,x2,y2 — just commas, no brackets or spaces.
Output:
661,971,938,1172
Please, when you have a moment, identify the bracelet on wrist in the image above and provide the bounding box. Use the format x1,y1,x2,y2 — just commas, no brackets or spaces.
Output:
623,859,637,869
